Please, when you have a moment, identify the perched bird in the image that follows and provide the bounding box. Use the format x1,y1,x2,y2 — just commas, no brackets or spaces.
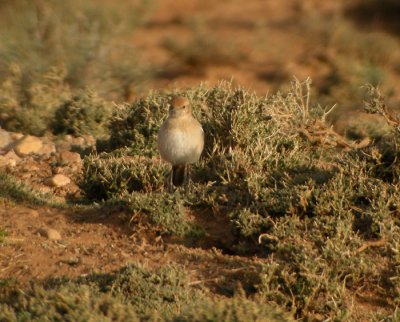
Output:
157,96,204,189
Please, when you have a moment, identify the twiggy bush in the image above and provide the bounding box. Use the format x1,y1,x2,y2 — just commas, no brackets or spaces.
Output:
80,149,197,237
79,80,400,319
53,90,111,137
107,95,167,156
162,24,247,75
81,149,167,200
0,264,290,322
0,65,113,138
0,0,154,96
0,65,71,135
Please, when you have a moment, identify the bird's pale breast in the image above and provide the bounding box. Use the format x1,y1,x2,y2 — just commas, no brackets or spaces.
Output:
158,117,204,165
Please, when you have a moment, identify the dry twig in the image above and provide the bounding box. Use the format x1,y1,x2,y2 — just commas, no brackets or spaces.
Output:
355,239,387,254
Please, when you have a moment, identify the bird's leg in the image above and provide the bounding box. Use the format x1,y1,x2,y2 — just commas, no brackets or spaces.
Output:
183,164,191,193
167,167,174,193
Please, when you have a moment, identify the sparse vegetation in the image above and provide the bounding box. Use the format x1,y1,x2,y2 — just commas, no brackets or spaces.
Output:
106,96,167,155
0,67,112,138
0,264,290,322
81,150,166,199
1,1,400,321
53,91,112,138
0,65,72,136
76,80,400,319
0,0,154,98
162,20,247,76
0,171,58,206
1,76,399,320
300,14,400,104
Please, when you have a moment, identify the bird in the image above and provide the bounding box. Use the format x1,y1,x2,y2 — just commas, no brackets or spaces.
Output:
157,96,204,190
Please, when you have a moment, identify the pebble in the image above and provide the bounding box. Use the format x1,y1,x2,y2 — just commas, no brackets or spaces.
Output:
38,228,62,240
13,135,43,157
0,129,12,150
3,149,21,164
40,142,56,156
27,209,40,218
60,151,82,165
46,174,71,187
4,149,21,161
0,150,21,167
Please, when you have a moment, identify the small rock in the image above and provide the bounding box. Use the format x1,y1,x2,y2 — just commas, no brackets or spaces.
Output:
0,156,17,167
6,149,21,161
39,186,52,194
28,209,40,218
21,172,33,179
0,150,21,167
0,149,21,167
4,149,21,161
38,228,62,240
0,113,9,122
23,164,40,172
60,151,82,165
61,257,81,265
13,135,43,157
46,174,71,187
40,142,56,156
0,129,12,150
120,251,130,258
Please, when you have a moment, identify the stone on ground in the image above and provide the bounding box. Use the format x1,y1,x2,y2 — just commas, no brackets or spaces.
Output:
0,129,12,150
0,150,21,167
46,174,71,187
60,151,82,165
13,135,44,157
38,227,62,240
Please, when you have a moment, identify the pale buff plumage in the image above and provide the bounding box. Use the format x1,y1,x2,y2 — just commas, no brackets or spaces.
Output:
157,97,204,188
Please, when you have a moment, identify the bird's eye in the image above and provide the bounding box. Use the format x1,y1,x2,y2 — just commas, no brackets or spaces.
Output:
182,105,186,109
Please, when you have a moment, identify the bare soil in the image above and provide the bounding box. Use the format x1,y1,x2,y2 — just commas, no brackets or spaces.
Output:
0,202,264,299
131,0,400,100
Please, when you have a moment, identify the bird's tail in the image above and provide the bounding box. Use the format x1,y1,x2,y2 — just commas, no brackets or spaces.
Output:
172,164,187,186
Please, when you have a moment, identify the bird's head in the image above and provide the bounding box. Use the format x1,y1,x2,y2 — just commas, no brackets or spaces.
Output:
168,96,192,118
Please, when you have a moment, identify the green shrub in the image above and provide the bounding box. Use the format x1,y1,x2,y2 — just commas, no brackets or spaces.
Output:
0,0,154,96
53,91,111,138
0,264,292,322
170,297,293,322
80,149,167,200
0,65,71,136
107,264,197,316
0,283,140,322
76,80,399,319
0,171,58,207
106,95,167,155
120,192,202,238
162,21,247,75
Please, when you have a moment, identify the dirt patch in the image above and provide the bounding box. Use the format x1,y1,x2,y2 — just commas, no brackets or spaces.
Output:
0,202,263,298
0,204,144,282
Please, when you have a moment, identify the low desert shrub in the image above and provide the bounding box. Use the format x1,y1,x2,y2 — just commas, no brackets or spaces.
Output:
52,91,111,138
0,264,290,322
77,80,400,319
